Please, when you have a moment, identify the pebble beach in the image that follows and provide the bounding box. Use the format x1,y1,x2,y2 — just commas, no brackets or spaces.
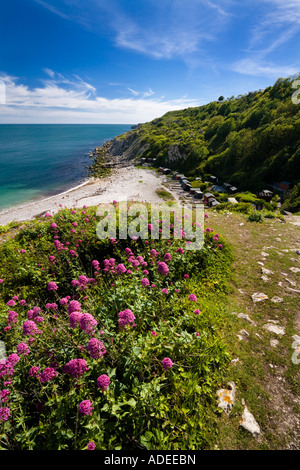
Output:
0,165,180,226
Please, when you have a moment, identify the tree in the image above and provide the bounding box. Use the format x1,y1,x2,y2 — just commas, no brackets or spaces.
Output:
218,96,225,101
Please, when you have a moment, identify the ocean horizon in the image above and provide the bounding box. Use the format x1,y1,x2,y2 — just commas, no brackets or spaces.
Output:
0,124,132,213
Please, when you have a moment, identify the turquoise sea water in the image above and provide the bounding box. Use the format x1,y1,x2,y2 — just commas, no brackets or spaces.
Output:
0,124,132,212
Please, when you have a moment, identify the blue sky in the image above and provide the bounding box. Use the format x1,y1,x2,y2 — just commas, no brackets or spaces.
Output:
0,0,300,123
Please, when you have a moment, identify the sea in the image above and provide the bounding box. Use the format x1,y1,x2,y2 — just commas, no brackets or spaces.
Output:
0,124,132,212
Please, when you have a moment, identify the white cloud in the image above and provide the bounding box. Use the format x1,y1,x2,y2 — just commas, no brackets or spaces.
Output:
0,73,201,124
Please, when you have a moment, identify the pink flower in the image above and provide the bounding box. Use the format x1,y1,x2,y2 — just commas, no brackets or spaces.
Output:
69,311,82,329
162,357,173,370
22,320,41,337
118,309,136,328
63,358,89,378
47,281,58,291
97,374,110,391
79,313,97,335
38,367,58,383
87,338,106,359
194,309,201,315
188,294,197,302
157,262,169,276
116,264,127,275
68,300,81,314
29,366,40,377
0,389,10,403
6,300,16,307
17,342,30,356
161,288,168,294
79,400,94,416
141,278,150,287
88,441,96,450
175,247,184,254
7,310,18,324
163,253,172,261
20,249,26,254
151,331,158,336
0,407,10,422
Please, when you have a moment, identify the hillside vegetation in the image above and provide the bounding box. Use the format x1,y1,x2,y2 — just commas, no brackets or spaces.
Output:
97,77,300,204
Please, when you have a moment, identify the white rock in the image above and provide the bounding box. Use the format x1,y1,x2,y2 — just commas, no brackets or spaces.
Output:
237,313,257,326
263,323,285,336
261,267,274,275
270,339,279,347
237,329,250,340
216,382,236,415
261,252,269,257
252,292,268,302
271,296,284,303
289,267,300,273
261,275,270,282
240,405,261,436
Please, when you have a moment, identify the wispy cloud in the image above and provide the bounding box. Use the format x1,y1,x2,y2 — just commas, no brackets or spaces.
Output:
232,0,300,77
0,72,201,124
33,0,232,61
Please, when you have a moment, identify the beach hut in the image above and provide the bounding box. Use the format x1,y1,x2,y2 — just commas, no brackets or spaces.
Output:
209,175,218,183
194,190,203,200
228,197,238,204
228,186,238,194
257,190,273,202
163,168,172,175
204,193,215,204
210,199,220,207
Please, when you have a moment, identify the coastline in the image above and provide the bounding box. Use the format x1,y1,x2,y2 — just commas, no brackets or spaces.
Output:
0,164,180,226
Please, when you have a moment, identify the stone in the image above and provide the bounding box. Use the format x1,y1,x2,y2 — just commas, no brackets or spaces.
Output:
286,286,300,293
261,252,269,257
263,323,285,336
270,339,279,347
237,313,257,326
252,292,268,302
286,278,296,286
237,329,250,340
261,275,270,282
239,402,261,436
261,267,274,275
257,261,264,266
289,267,300,273
216,382,236,415
271,296,284,303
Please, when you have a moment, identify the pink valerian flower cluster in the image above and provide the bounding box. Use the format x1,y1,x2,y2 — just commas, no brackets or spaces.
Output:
0,389,10,403
141,278,150,287
79,313,97,335
97,374,110,391
157,261,169,276
79,400,94,416
22,320,42,337
118,309,136,328
47,281,58,291
29,366,40,377
63,358,89,378
16,342,30,356
0,407,10,422
38,367,58,383
7,310,18,325
162,357,173,370
69,311,82,329
103,258,116,274
115,263,127,275
188,294,197,302
87,338,106,359
68,300,81,314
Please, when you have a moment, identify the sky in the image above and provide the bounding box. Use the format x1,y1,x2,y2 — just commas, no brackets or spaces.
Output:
0,0,300,124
